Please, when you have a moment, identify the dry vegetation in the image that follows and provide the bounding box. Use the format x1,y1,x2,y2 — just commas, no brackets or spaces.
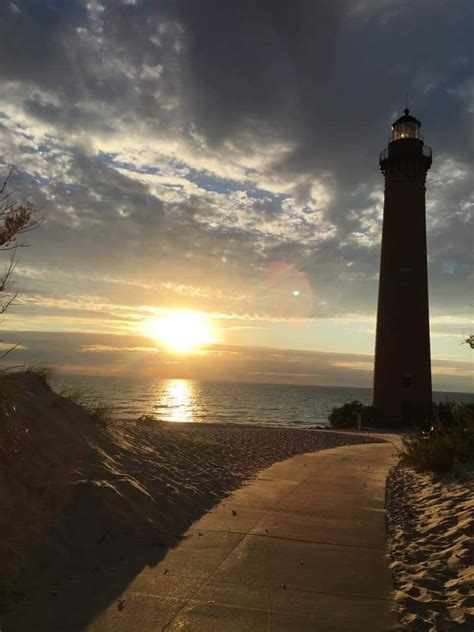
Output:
0,169,41,347
387,401,474,630
399,402,474,474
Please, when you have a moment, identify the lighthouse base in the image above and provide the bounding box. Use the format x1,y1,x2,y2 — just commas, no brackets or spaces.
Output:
371,398,433,428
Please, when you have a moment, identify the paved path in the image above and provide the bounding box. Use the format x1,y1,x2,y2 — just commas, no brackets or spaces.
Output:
87,441,399,631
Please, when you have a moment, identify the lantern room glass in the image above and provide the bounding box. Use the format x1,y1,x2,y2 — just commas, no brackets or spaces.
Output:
391,121,422,141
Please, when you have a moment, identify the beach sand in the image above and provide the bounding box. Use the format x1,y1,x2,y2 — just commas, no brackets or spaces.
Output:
1,371,385,627
386,463,474,631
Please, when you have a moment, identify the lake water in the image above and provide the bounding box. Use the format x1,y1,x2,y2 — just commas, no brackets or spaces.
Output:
51,374,474,428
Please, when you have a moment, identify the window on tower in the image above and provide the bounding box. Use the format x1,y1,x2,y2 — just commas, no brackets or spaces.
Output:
401,374,413,388
400,267,413,285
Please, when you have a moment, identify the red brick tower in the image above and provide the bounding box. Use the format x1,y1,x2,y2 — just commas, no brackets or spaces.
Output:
373,109,432,425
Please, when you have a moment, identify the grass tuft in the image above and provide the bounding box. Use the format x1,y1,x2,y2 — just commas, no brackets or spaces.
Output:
25,364,56,384
0,372,22,420
60,387,114,428
87,403,114,427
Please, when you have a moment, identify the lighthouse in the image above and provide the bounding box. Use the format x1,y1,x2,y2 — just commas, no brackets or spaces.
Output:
373,109,432,425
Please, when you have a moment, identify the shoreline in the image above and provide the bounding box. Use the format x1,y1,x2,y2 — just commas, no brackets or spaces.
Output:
49,373,474,428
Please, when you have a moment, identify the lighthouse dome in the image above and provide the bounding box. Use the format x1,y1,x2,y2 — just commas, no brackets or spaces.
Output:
391,108,422,141
393,108,420,126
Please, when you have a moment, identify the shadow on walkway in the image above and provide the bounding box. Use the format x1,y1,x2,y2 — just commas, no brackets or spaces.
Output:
2,424,386,631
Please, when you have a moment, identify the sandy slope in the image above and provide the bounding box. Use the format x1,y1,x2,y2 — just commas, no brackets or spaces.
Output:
386,464,474,631
0,371,98,582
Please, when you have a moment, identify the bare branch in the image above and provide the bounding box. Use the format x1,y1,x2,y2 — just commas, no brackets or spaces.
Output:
0,243,30,251
0,294,17,315
0,167,15,195
0,168,42,364
0,255,17,293
0,343,19,360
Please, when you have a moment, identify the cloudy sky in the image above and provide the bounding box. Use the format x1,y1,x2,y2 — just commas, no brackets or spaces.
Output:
0,0,472,391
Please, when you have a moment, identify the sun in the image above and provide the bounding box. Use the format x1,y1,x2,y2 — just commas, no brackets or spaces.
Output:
146,311,213,353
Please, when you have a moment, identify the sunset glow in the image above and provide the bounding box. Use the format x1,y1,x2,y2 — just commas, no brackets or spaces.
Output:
0,2,471,392
146,311,213,353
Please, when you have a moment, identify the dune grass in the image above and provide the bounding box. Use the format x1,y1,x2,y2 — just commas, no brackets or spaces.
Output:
0,365,57,421
0,371,23,420
25,364,56,383
27,365,115,427
400,402,474,473
0,366,114,428
59,386,114,427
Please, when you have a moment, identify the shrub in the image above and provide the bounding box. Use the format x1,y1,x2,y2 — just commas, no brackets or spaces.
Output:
400,403,474,473
432,400,474,429
328,400,364,429
400,433,456,473
455,402,474,427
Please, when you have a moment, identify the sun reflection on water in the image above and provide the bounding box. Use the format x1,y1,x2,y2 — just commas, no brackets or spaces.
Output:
156,379,194,422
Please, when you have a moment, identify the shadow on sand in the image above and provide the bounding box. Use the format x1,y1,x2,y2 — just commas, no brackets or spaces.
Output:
2,416,385,631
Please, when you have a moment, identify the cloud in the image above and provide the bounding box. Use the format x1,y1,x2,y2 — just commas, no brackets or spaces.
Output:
80,344,158,353
0,0,471,373
1,330,472,392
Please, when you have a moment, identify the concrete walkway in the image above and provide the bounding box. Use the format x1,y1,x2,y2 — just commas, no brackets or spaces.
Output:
89,442,399,631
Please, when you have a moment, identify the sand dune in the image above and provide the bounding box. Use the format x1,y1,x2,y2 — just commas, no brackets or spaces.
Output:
386,463,474,631
0,371,98,582
1,371,384,627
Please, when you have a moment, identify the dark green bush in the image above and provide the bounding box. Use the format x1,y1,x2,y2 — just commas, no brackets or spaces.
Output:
434,400,474,428
455,402,474,427
328,401,383,429
433,399,459,427
328,400,364,429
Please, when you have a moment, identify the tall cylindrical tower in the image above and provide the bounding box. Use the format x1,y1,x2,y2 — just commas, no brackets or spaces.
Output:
373,109,432,425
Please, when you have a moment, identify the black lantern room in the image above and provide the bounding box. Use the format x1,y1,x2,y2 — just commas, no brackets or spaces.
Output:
390,108,423,142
